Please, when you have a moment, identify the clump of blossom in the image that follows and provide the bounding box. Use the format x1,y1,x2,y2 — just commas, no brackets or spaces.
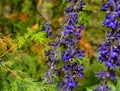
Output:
43,0,86,91
93,84,112,91
94,0,120,90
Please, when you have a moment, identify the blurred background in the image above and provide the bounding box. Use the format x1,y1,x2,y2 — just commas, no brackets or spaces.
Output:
0,0,106,55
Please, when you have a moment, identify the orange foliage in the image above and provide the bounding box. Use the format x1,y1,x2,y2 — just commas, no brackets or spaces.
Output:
6,12,29,22
78,31,95,58
28,23,45,64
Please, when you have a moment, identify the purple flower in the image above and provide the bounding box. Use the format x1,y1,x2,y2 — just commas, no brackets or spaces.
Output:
95,70,109,80
94,0,120,90
44,0,85,90
42,22,52,38
60,1,86,90
93,85,112,91
60,75,77,91
103,15,117,29
68,80,76,88
105,60,113,67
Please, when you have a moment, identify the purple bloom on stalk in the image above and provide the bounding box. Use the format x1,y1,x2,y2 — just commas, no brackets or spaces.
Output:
93,85,112,91
101,3,109,11
68,80,76,88
44,0,86,90
60,1,86,90
94,0,120,90
103,15,117,29
105,60,112,67
95,70,109,80
71,12,78,24
62,51,74,62
64,26,74,34
95,69,116,82
77,24,86,30
60,75,76,91
42,22,52,38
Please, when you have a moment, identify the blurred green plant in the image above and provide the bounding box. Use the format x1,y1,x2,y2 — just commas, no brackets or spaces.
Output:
17,25,51,48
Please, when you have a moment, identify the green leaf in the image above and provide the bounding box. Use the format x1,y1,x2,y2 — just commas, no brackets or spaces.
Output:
116,78,120,91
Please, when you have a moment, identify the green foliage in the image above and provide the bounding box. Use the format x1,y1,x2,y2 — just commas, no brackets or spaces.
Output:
17,27,50,48
78,0,106,50
116,78,120,91
75,57,117,91
1,0,63,91
0,52,57,91
78,3,92,26
8,78,56,91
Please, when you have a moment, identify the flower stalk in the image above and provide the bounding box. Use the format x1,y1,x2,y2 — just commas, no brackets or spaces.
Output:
94,0,120,90
43,0,86,91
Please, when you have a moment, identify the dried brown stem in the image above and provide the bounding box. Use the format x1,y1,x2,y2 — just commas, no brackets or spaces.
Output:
0,44,18,58
2,63,21,79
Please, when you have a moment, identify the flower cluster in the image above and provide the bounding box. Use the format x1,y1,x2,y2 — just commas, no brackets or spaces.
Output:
94,0,120,90
58,0,85,90
44,0,86,90
93,84,112,91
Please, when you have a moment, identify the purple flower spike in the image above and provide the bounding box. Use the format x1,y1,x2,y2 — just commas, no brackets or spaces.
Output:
94,0,120,90
93,85,112,91
44,0,86,90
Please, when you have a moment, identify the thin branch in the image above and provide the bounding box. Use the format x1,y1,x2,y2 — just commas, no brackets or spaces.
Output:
2,63,22,79
36,9,56,30
0,44,18,58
